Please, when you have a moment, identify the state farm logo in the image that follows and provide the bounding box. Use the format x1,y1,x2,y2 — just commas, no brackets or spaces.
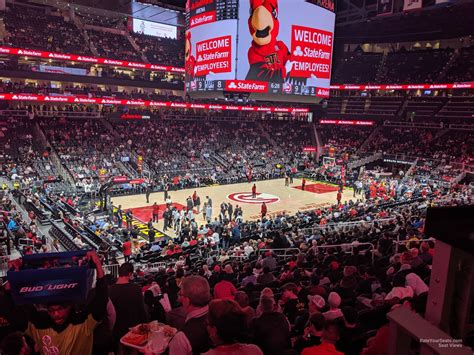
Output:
126,100,146,105
225,80,268,93
44,96,69,102
77,56,98,63
150,101,167,107
48,53,71,60
127,62,146,68
12,95,38,101
104,59,123,65
453,83,472,89
190,11,216,28
74,98,96,103
227,192,280,204
316,88,330,97
17,49,42,56
101,99,121,104
151,65,166,70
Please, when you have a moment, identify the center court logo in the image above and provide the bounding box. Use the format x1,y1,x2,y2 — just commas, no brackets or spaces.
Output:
227,192,280,204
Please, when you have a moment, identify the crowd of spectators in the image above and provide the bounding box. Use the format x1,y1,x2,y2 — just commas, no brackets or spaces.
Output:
0,109,472,354
132,32,185,67
331,51,383,84
2,6,92,55
331,46,471,84
87,30,142,62
1,4,185,69
113,120,315,184
39,118,130,182
318,125,374,159
3,173,467,354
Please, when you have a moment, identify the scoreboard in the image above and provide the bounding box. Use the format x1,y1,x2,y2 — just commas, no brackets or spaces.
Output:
184,0,335,102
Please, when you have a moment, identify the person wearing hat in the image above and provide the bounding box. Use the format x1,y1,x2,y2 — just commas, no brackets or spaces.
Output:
293,294,326,336
323,292,343,321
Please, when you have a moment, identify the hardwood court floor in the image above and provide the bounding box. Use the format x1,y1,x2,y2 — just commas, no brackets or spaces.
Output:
112,178,356,237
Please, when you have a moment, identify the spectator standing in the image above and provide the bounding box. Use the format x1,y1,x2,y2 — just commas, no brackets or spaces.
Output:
109,263,147,347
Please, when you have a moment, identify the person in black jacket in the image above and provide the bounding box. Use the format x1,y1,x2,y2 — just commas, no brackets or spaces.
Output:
109,263,147,349
251,296,291,355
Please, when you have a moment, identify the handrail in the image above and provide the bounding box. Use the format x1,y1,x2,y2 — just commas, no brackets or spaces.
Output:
314,242,375,264
257,248,300,258
298,217,396,234
103,263,119,277
383,121,444,129
387,306,473,355
448,123,474,131
0,256,9,277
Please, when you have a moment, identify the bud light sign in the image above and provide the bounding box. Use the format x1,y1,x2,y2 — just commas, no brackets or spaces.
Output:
7,251,95,305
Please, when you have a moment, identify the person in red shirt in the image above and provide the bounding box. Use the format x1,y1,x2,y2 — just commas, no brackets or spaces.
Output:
302,178,306,191
213,275,237,300
421,188,427,199
152,202,160,223
261,202,267,218
369,184,377,199
122,238,132,262
336,190,342,205
252,184,257,198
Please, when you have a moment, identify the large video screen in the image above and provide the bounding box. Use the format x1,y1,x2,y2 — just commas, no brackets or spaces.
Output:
185,0,335,102
133,19,177,39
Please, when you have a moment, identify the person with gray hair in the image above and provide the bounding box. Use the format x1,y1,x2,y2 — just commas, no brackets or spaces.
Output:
169,275,211,355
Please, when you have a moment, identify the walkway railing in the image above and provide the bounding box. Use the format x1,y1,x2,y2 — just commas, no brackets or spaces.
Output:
298,217,396,235
313,242,376,264
103,261,168,277
257,248,300,258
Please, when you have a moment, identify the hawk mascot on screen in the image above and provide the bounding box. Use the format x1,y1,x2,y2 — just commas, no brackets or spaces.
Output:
185,31,196,79
246,0,293,83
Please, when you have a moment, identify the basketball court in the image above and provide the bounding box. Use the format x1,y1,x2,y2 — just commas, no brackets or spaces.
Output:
112,178,355,238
